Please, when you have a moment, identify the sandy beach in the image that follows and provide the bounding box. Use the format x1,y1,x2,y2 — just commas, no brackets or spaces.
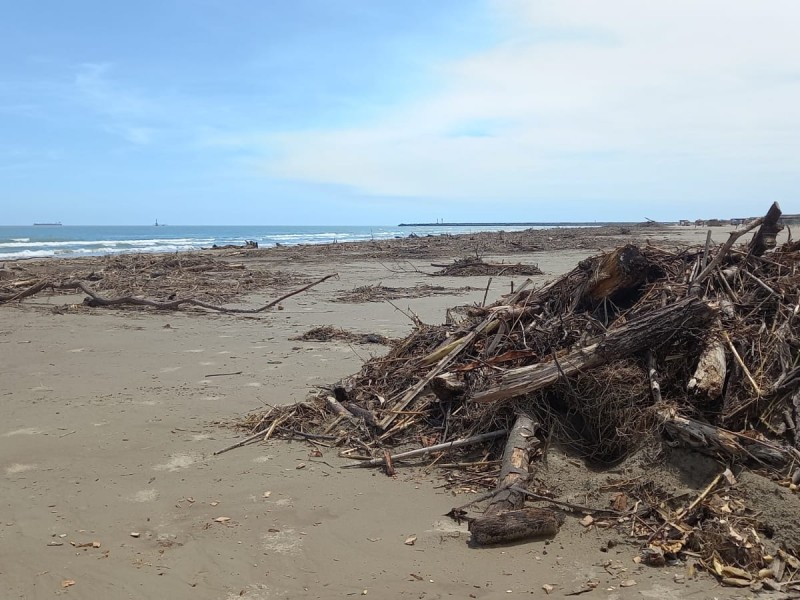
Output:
1,226,775,599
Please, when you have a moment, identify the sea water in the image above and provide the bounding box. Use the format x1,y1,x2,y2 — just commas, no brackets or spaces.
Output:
0,223,596,261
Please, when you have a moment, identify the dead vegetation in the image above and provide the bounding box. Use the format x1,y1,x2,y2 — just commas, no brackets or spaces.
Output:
332,284,479,303
430,257,543,277
291,326,394,346
0,253,334,313
228,203,800,591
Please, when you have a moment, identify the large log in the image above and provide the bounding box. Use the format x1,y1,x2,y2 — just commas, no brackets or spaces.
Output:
471,297,716,404
658,408,796,468
469,415,563,545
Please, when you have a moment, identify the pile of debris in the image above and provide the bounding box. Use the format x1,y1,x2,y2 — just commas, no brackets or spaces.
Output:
431,256,543,277
232,203,800,590
333,283,478,303
0,253,333,313
291,326,393,346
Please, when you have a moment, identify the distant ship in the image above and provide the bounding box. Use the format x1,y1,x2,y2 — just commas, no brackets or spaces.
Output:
154,219,166,226
33,222,62,226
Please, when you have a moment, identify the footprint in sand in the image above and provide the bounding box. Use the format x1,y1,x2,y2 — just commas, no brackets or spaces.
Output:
262,528,302,556
69,347,85,353
5,463,38,475
129,489,159,502
159,366,181,373
2,427,42,437
153,453,199,472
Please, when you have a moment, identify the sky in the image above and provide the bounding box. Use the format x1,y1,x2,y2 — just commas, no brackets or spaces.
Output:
1,0,798,225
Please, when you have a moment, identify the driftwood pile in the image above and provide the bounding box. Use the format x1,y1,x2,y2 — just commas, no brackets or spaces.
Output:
333,284,478,303
233,203,800,590
0,253,335,313
431,256,543,277
291,326,394,346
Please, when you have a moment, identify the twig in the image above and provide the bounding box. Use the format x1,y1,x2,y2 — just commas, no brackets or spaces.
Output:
204,371,243,378
213,430,265,456
510,486,626,516
342,429,508,468
482,277,493,307
647,473,722,543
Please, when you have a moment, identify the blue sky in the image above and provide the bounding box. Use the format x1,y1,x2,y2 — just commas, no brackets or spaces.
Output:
2,1,798,225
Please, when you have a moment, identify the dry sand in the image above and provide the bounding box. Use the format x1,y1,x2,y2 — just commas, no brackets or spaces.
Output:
1,226,764,599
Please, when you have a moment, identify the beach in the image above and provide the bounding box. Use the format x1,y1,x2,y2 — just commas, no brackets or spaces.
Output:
0,225,769,599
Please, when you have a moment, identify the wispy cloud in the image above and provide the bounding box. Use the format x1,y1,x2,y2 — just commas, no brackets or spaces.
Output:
73,62,160,144
250,0,800,212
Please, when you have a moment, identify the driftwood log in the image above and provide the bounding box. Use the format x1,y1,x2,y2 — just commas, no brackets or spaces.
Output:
658,408,797,468
469,416,563,545
471,297,716,404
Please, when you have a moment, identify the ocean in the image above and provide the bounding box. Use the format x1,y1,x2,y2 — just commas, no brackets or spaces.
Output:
0,223,597,261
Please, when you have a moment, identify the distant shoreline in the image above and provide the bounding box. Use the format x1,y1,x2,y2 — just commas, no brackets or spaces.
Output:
398,221,638,227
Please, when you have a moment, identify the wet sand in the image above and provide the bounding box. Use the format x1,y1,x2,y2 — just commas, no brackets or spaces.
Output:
1,226,755,599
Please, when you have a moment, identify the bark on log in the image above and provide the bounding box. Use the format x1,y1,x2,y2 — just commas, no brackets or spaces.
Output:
749,201,783,257
485,415,537,515
688,324,727,401
658,408,795,468
469,508,563,545
469,416,564,545
471,297,716,404
583,244,649,303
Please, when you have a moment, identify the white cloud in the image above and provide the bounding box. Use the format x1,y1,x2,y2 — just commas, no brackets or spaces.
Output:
74,63,159,144
259,0,800,213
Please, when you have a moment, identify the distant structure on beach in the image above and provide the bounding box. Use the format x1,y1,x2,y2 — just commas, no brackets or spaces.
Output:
33,222,62,226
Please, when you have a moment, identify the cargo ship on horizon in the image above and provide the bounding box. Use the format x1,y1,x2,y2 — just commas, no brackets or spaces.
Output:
33,222,62,226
